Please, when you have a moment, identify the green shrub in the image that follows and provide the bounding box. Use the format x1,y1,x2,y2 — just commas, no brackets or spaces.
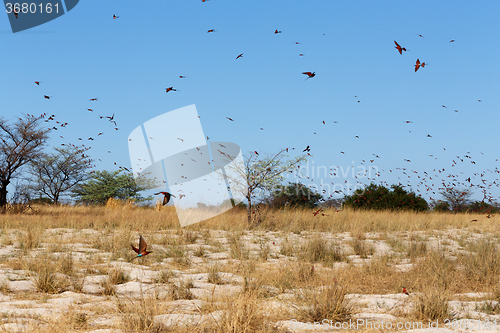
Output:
343,183,428,212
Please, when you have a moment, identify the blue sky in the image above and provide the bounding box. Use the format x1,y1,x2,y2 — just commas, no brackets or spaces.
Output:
1,0,499,204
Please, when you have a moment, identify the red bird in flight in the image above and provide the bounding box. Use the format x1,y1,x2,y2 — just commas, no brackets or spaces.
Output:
131,235,151,259
166,87,177,93
394,41,406,55
113,15,119,19
90,98,98,101
34,81,40,85
415,59,426,72
236,53,243,59
274,29,281,34
302,72,316,80
207,29,214,33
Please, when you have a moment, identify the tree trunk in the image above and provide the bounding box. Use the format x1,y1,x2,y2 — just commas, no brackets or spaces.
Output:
247,196,252,225
0,181,8,210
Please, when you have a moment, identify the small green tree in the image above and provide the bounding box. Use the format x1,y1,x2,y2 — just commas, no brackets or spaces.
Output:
268,182,322,209
71,170,155,205
343,183,428,212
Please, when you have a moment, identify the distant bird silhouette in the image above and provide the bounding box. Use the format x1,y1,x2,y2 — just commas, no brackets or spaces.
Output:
303,145,310,152
394,41,406,55
207,29,215,33
90,98,98,101
449,39,455,43
226,117,234,121
166,87,177,93
113,15,119,19
131,235,151,259
274,29,281,34
236,53,243,59
34,81,40,85
302,71,316,80
155,191,175,205
44,95,51,99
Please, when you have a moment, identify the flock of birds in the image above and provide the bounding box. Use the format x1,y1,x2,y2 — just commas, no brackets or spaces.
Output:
24,10,499,213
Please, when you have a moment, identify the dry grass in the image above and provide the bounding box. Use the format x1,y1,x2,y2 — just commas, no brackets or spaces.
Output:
0,204,498,331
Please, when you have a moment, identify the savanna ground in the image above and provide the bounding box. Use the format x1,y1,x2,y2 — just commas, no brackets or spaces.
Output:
0,200,499,332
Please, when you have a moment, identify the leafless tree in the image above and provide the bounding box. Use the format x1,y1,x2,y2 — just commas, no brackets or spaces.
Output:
29,145,93,204
439,187,472,211
0,114,50,209
226,149,308,225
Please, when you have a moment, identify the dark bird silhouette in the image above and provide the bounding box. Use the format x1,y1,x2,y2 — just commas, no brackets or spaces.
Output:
166,87,177,93
34,81,40,85
131,235,151,259
274,29,281,34
236,53,243,59
418,34,424,38
44,95,51,99
90,98,98,101
303,145,310,152
207,29,214,33
449,39,455,43
394,41,406,54
302,71,316,79
226,117,234,121
179,76,186,78
154,191,175,205
113,15,119,19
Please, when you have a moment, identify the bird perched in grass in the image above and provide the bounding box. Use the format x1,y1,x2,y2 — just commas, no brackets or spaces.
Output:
402,287,409,295
154,191,175,205
131,235,151,259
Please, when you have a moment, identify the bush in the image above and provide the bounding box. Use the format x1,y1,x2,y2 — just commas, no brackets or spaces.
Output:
268,182,322,209
432,201,450,212
467,201,498,214
343,183,428,212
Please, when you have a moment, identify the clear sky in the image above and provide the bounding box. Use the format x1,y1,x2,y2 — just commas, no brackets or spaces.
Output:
1,0,499,204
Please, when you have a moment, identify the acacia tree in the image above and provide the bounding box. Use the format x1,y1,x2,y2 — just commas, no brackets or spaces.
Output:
0,114,50,209
226,149,308,225
439,187,472,212
71,170,156,205
29,145,93,204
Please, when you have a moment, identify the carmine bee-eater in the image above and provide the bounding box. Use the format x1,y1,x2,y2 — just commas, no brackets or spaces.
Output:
131,235,151,259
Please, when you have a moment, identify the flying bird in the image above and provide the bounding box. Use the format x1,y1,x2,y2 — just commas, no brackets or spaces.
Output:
418,34,424,38
302,72,316,79
207,29,215,33
179,76,186,78
236,53,243,59
449,39,455,43
44,95,51,99
414,59,426,72
166,87,177,93
113,15,119,19
226,117,234,121
394,41,406,54
90,98,98,101
154,191,175,205
34,81,40,85
274,29,281,34
131,235,151,259
303,145,310,152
